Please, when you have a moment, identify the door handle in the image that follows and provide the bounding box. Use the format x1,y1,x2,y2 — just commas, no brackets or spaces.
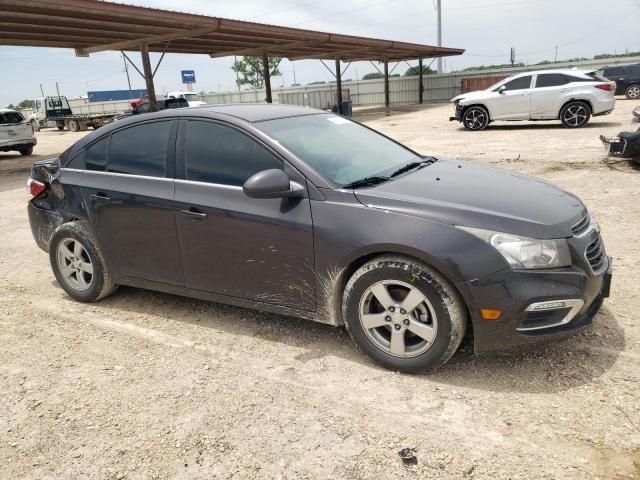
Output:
90,193,111,202
179,208,208,219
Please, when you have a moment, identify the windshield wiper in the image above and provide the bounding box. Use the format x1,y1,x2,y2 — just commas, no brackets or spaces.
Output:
389,157,437,178
342,175,390,189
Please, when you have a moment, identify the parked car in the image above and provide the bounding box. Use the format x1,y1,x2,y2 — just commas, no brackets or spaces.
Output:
594,64,640,99
116,97,189,120
166,91,207,107
27,105,611,372
0,108,36,156
450,70,616,130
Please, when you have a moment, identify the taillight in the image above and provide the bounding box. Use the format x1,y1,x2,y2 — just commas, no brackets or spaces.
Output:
595,84,614,91
27,178,47,198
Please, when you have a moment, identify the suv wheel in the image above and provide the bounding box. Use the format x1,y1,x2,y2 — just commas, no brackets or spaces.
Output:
19,146,33,156
342,255,467,372
49,222,116,302
625,84,640,99
461,106,489,131
560,101,591,128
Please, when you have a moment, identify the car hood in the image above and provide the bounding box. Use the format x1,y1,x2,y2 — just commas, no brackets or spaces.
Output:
354,159,586,239
450,90,488,103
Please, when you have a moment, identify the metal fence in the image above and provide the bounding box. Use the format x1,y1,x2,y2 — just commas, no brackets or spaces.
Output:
203,55,640,108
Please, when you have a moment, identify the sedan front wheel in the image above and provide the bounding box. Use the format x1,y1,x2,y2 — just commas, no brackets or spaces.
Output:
342,255,467,372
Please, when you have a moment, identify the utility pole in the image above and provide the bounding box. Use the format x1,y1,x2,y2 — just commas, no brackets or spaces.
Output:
292,63,297,85
122,53,132,98
554,45,558,63
436,0,442,73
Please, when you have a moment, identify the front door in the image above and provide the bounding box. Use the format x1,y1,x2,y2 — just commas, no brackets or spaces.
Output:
174,119,316,311
488,75,533,120
77,120,184,286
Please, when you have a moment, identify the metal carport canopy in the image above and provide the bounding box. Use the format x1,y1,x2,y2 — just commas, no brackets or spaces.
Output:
0,0,465,108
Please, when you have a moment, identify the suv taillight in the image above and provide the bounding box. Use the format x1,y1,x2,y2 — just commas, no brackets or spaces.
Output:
27,178,47,198
595,84,614,91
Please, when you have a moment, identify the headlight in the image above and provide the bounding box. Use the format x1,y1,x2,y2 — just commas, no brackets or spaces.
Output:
459,226,571,269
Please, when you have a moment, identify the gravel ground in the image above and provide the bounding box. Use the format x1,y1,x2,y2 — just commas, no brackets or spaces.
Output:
1,99,639,479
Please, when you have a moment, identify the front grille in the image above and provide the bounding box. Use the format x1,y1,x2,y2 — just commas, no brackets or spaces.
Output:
585,235,607,274
571,215,591,236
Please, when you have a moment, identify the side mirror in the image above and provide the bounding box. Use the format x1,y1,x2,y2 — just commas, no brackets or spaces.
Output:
243,169,305,199
498,85,507,94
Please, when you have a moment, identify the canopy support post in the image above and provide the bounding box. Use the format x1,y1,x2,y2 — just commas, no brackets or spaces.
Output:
384,59,390,114
335,58,342,114
418,58,424,104
140,43,157,110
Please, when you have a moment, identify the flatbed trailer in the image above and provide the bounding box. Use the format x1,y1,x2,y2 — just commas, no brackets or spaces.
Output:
30,96,117,132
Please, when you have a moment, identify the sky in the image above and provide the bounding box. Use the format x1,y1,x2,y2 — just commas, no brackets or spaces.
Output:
1,0,639,107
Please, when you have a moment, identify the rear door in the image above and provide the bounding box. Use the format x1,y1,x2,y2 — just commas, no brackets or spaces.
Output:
530,73,571,119
488,75,533,120
0,110,33,147
76,120,185,286
174,118,316,310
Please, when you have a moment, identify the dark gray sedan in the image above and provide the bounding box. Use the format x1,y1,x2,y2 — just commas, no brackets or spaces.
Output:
27,105,611,372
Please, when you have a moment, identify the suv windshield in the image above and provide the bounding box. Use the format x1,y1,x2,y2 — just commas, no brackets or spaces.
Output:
257,114,422,186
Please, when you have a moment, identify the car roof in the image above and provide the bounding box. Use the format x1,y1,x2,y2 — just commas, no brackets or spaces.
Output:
0,108,19,113
181,103,323,122
511,69,593,77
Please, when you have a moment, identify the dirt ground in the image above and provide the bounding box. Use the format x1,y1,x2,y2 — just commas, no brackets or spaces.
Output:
1,99,639,479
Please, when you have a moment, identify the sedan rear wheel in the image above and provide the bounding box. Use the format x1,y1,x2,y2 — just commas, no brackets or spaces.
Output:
49,222,116,302
560,101,591,128
342,255,467,372
462,106,489,131
625,84,640,99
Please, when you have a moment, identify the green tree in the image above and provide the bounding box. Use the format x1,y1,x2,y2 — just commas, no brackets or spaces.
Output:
362,72,384,80
403,65,435,76
6,104,15,110
17,99,34,109
232,56,282,89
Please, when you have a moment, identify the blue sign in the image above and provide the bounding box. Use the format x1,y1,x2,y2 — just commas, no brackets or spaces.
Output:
181,70,196,84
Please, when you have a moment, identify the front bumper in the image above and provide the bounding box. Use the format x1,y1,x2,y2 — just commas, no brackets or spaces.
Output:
459,256,611,353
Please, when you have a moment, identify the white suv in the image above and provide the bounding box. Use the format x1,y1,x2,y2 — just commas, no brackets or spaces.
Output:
0,108,37,156
450,70,616,131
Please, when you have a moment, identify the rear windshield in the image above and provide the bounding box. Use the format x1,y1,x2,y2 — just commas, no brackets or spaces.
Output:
0,111,25,124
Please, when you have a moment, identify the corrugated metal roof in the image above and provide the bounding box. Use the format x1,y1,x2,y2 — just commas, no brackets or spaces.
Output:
0,0,465,61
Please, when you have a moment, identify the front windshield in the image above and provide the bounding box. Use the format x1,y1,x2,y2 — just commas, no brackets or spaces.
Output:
183,93,199,102
257,114,421,186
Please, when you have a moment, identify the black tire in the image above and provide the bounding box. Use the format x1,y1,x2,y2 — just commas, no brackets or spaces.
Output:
68,119,80,132
461,105,489,131
342,255,467,372
49,222,116,302
560,101,591,128
19,146,33,156
625,84,640,100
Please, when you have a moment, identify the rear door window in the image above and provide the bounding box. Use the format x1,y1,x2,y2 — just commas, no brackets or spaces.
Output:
501,75,533,91
184,120,282,186
85,137,108,171
535,74,568,88
108,121,171,177
603,67,626,77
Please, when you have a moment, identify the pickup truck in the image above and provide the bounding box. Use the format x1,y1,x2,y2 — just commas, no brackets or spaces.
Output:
30,96,118,132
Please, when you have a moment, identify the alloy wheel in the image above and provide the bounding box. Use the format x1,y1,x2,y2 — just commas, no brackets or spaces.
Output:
563,104,588,127
56,238,94,291
627,85,640,99
358,280,438,358
464,109,487,130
